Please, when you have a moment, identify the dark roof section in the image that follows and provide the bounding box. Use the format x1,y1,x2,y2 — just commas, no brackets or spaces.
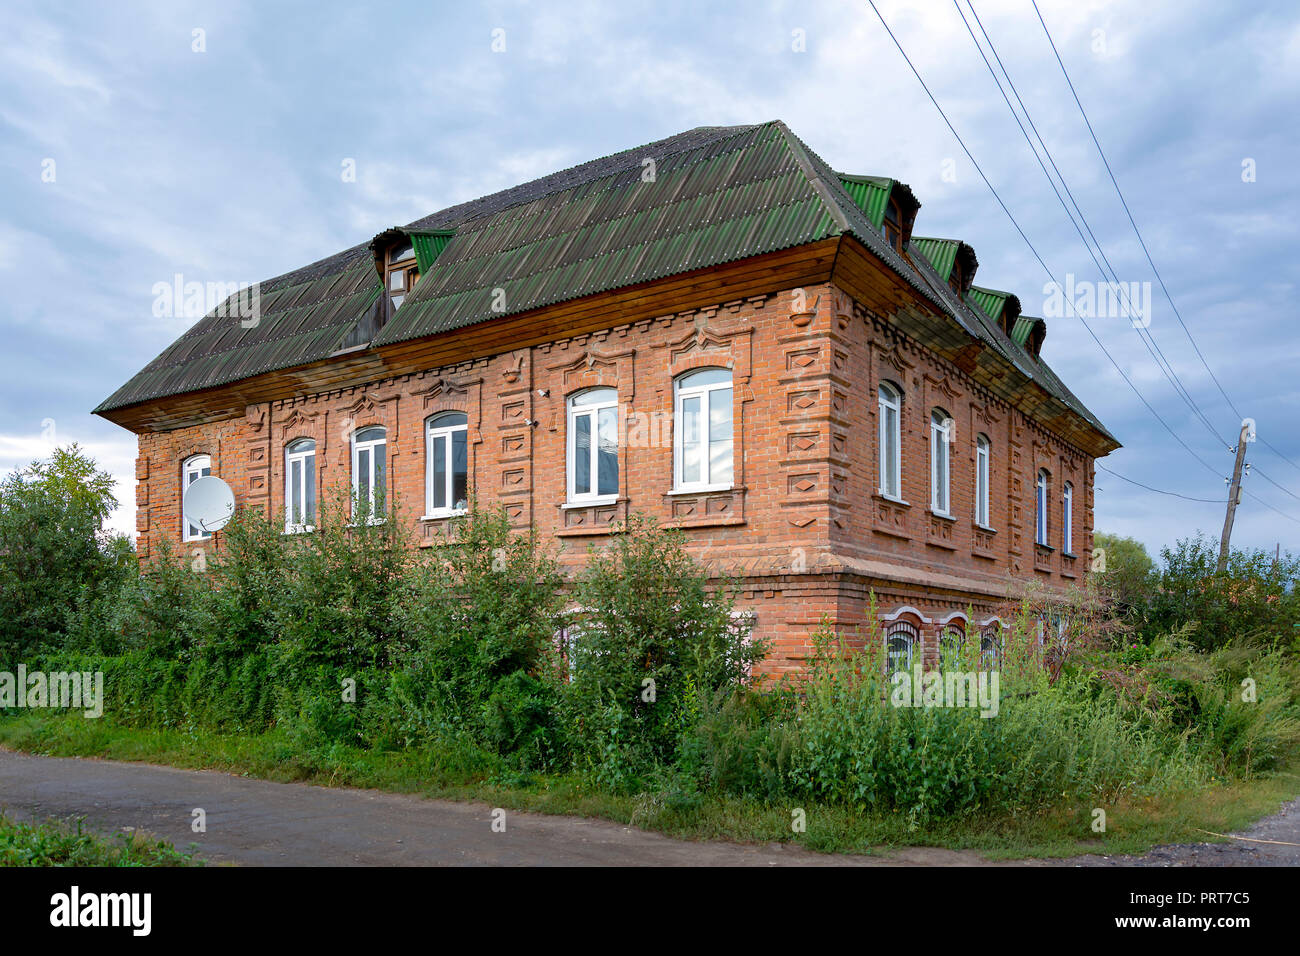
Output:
373,122,947,348
94,120,1112,446
95,245,380,413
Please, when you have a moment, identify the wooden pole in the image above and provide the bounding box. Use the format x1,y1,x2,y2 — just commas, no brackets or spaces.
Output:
1217,422,1250,573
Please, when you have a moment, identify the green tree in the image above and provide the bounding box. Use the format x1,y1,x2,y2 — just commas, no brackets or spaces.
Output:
1093,531,1155,621
0,445,132,663
1145,534,1300,651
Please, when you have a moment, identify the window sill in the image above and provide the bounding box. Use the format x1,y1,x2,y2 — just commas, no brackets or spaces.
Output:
930,510,956,522
283,526,316,536
667,485,734,496
974,521,997,534
347,518,388,528
561,497,619,509
875,492,910,507
420,511,467,521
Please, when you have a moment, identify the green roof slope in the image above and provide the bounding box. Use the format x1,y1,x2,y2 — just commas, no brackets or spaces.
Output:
94,121,1113,446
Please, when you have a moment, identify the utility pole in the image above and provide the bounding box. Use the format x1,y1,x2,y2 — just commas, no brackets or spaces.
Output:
1218,422,1251,573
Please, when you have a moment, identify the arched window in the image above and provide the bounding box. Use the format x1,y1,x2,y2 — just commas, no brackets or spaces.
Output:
352,426,387,520
426,413,468,517
885,621,917,676
674,368,732,492
980,625,1002,666
285,439,316,532
182,454,211,541
878,382,902,498
975,434,991,527
1035,469,1050,546
939,624,965,668
930,408,952,515
1062,481,1074,555
567,388,619,502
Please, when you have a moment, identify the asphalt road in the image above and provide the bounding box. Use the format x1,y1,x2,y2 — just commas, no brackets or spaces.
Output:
1,749,1295,866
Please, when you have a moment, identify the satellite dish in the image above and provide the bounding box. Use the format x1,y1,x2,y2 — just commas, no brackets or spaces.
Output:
182,476,236,534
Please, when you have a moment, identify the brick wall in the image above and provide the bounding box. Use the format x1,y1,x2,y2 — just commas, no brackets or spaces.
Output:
134,279,1096,674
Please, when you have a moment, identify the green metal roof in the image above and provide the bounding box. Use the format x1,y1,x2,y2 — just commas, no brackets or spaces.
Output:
409,229,456,272
93,121,1112,447
909,237,961,283
374,123,851,348
1010,315,1045,348
835,174,894,228
966,286,1014,323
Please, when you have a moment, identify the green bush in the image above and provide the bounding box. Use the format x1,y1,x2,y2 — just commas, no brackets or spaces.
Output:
1138,534,1299,650
564,515,767,787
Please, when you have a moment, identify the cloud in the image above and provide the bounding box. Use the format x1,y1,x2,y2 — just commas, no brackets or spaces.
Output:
1,0,1298,559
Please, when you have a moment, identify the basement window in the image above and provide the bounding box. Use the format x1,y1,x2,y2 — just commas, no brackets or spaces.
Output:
385,242,419,312
885,621,917,676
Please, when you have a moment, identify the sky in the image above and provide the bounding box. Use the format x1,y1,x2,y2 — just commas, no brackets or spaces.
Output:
1,0,1298,560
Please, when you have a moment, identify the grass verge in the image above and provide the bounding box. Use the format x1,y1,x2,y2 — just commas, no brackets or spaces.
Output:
0,810,194,867
1,713,1295,861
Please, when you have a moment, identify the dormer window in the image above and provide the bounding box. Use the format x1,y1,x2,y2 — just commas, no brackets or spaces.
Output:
882,199,902,252
385,241,418,312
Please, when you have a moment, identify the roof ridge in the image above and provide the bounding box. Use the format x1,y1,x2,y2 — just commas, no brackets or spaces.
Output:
769,121,854,236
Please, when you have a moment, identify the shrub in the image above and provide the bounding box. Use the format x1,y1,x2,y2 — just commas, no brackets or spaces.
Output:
775,612,1204,823
565,515,767,785
388,505,567,765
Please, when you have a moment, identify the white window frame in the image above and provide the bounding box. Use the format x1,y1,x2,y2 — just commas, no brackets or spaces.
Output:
284,439,316,534
930,409,952,516
672,369,733,493
1063,481,1074,555
975,434,991,527
566,388,619,504
182,454,212,542
1036,469,1050,546
351,426,387,523
878,382,902,499
425,413,469,518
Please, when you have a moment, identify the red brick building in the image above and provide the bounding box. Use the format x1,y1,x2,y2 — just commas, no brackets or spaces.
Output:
95,122,1118,676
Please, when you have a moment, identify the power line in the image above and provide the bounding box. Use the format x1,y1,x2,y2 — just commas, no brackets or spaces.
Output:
958,1,1228,449
1095,463,1224,503
1028,0,1300,490
864,0,1229,489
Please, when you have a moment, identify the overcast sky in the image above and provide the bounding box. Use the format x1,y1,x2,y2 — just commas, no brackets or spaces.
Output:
2,0,1298,560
